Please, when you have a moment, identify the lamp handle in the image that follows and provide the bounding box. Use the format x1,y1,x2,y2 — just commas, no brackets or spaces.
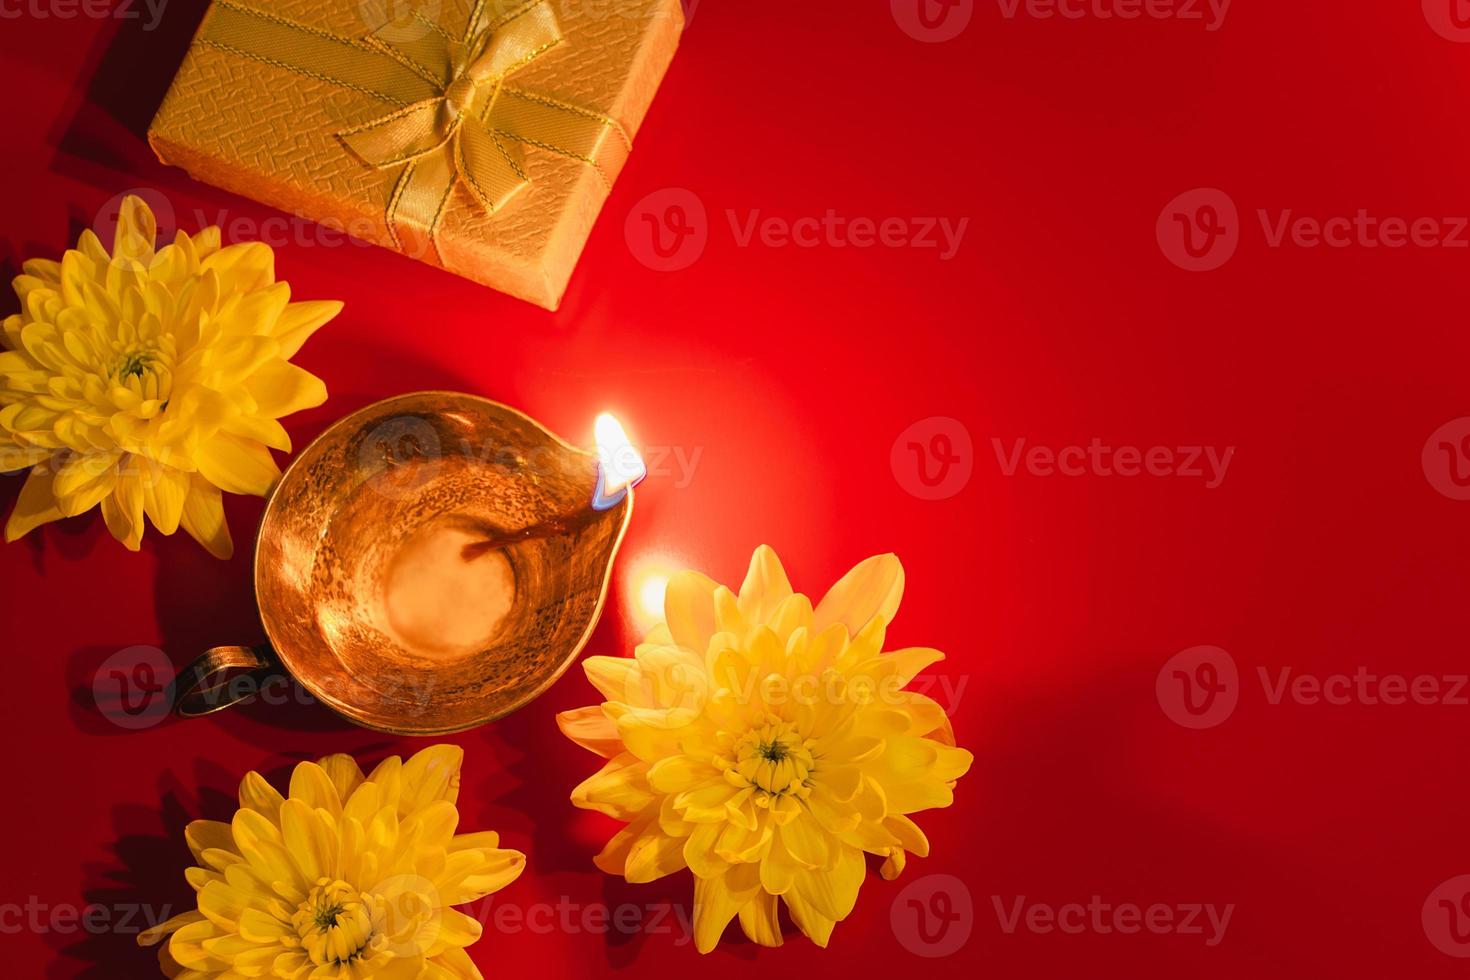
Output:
174,645,279,718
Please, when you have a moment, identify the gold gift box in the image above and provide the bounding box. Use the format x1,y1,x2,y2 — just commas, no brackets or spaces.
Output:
149,0,683,310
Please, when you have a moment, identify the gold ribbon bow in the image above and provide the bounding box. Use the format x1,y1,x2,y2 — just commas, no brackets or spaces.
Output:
200,0,631,264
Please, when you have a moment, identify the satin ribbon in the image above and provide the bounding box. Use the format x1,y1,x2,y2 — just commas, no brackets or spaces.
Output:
199,0,631,264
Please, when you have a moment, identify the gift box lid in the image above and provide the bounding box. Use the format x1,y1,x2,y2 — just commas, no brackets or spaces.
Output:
149,0,684,309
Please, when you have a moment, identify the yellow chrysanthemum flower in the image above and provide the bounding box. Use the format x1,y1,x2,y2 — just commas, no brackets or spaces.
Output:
557,545,974,953
0,194,341,557
139,745,525,979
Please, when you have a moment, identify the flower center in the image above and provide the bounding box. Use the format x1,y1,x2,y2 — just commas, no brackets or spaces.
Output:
293,880,374,966
730,719,816,798
313,902,345,930
117,351,151,379
107,339,176,408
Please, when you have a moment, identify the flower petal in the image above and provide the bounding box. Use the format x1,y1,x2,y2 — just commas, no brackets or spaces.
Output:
136,909,205,948
279,798,334,882
738,889,783,947
51,451,119,516
582,655,640,702
100,469,144,550
664,569,721,653
184,819,237,864
400,744,464,811
592,813,652,878
693,862,761,953
238,770,284,820
273,300,342,358
647,754,716,794
114,195,157,266
777,811,829,869
180,477,233,559
813,553,905,636
682,821,729,879
783,888,836,948
626,826,690,883
289,760,344,817
4,465,65,541
737,544,793,623
436,845,525,904
220,281,290,336
427,947,485,980
792,844,864,921
0,439,49,473
883,647,945,687
555,705,623,758
195,431,281,497
221,414,292,452
571,752,654,819
316,753,366,802
245,360,327,418
427,908,483,953
201,241,274,293
759,838,798,895
141,464,190,536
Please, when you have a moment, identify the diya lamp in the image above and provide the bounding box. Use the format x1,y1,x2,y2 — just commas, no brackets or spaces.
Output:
174,392,646,735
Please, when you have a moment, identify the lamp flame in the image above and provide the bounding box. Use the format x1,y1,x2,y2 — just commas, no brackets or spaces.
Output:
591,412,647,510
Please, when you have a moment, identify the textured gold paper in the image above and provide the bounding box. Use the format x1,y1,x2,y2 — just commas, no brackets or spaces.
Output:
149,0,683,309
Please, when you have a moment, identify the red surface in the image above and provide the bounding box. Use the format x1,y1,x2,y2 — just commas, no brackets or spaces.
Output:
5,0,1470,976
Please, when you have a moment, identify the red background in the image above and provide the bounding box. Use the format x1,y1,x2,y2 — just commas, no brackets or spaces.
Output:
4,0,1470,975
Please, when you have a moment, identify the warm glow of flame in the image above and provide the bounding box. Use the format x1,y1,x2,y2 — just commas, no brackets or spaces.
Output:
637,571,670,626
624,553,680,631
592,412,647,509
